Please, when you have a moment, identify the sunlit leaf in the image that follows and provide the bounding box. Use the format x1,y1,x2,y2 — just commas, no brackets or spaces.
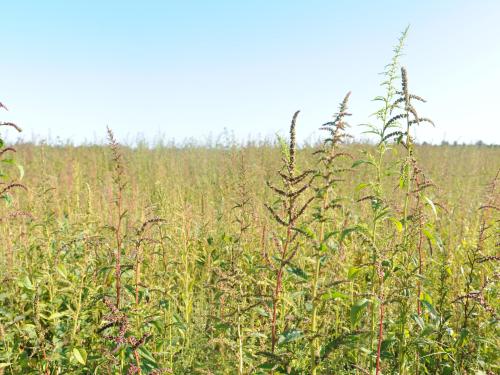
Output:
350,299,369,326
73,348,87,365
278,329,303,345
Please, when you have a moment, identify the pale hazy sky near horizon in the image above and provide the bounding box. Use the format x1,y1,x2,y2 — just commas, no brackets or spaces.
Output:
1,0,499,145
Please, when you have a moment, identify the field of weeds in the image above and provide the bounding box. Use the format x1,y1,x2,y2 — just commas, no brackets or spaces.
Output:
0,34,499,374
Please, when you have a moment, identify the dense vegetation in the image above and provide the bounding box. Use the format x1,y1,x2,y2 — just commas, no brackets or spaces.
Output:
1,33,499,374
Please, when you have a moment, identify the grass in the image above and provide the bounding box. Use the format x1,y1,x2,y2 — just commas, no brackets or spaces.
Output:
0,34,499,374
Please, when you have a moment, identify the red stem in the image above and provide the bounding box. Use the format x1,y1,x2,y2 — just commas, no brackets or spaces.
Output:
271,267,283,352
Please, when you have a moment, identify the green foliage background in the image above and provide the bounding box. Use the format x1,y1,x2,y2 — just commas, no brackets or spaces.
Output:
0,140,498,374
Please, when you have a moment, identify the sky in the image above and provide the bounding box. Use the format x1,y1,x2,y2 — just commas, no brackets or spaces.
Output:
1,0,499,145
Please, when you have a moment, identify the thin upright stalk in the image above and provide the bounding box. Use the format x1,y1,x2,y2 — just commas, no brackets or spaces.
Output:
271,226,292,352
115,186,123,308
107,127,125,309
375,281,385,375
310,196,327,374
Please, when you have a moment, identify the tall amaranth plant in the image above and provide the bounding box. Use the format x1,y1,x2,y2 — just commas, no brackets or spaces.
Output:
264,111,315,359
307,92,353,374
388,66,436,375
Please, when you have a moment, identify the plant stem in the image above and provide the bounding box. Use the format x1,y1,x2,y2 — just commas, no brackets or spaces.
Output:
311,193,328,375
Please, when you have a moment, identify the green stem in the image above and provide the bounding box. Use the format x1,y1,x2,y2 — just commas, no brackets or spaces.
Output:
399,114,413,375
310,215,325,375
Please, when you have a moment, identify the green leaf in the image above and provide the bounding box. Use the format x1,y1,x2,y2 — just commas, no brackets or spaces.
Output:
321,291,349,301
351,160,374,168
278,329,303,345
48,311,68,320
347,267,361,280
412,313,425,330
277,135,290,162
419,291,433,305
286,266,309,281
2,193,13,205
374,208,389,221
355,183,369,192
255,307,270,318
423,228,435,242
421,300,438,320
399,174,405,189
445,266,452,277
350,299,369,326
293,226,315,240
138,346,157,364
19,276,34,291
339,227,359,243
258,361,279,371
456,328,468,347
389,217,403,232
56,264,68,279
319,242,329,253
73,348,87,365
424,196,437,218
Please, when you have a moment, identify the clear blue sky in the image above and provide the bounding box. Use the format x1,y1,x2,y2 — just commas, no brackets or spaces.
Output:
1,0,499,145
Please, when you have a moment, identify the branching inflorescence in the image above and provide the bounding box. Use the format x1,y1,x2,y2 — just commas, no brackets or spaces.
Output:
264,111,315,354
